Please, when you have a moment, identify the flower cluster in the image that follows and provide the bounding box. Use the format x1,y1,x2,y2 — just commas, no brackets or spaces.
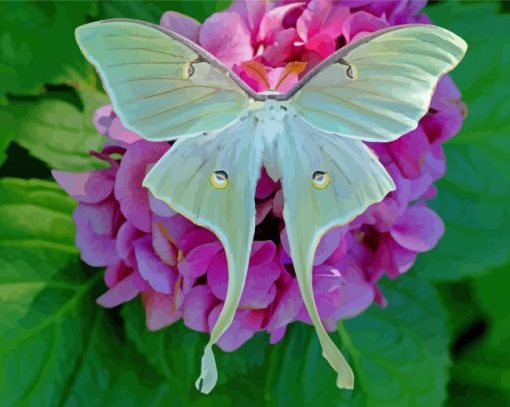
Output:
55,0,465,350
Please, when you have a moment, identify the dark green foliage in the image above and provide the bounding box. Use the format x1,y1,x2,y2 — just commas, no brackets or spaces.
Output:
1,1,509,406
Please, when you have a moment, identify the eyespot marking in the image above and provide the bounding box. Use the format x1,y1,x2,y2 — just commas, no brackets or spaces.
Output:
312,171,331,190
187,65,195,77
338,58,357,80
210,171,229,189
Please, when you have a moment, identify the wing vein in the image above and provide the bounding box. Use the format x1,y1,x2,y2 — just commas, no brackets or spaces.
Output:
106,47,185,59
140,92,217,122
106,61,187,68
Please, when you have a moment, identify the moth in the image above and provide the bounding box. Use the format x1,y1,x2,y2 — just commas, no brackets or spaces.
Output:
76,19,466,393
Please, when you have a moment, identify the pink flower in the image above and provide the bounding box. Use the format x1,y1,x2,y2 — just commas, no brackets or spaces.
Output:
55,0,465,351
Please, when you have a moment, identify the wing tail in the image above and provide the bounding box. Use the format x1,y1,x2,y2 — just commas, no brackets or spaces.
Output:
143,118,264,394
277,116,395,389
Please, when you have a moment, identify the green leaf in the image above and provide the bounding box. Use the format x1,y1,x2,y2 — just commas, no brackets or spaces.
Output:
0,103,17,166
121,275,449,406
416,2,510,280
0,178,178,406
436,282,484,342
121,300,270,404
3,89,108,172
337,275,449,407
447,264,510,405
0,1,95,98
95,0,231,23
265,275,449,406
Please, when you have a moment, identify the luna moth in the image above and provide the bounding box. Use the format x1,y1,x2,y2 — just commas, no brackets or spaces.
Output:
75,18,466,393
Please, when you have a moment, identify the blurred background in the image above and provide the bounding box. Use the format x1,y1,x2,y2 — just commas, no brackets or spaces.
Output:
0,1,509,406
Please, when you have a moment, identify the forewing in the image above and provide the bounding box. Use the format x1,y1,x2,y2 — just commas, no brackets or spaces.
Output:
290,25,467,141
143,117,264,394
277,116,395,389
76,19,255,141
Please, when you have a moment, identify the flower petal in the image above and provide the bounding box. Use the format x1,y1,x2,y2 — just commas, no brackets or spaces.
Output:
52,169,114,204
208,242,280,308
259,2,305,43
178,241,223,279
387,127,431,179
199,11,253,68
342,11,388,43
116,221,143,267
160,11,201,43
390,206,445,252
183,285,219,332
143,289,182,331
73,201,119,267
93,104,114,136
114,140,168,232
209,306,265,351
108,115,143,145
134,235,177,294
97,272,148,308
296,0,349,42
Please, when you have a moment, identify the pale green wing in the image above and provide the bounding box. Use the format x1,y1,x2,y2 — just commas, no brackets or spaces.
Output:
76,19,257,141
276,115,395,389
289,24,467,141
143,117,264,394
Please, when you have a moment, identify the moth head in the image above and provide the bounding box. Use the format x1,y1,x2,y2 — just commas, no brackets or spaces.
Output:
312,171,331,190
210,170,229,189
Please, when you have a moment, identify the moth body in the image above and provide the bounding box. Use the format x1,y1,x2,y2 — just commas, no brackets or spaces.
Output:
76,19,467,395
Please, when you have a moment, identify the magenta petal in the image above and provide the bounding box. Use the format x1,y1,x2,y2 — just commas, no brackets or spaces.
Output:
262,28,299,66
160,11,201,43
250,241,277,267
408,172,434,201
151,218,178,266
209,306,265,351
259,2,305,43
178,241,222,279
93,104,114,136
304,32,336,58
153,214,196,247
53,169,114,204
269,326,287,344
256,167,279,199
342,11,388,43
272,189,284,218
97,272,148,308
256,199,273,225
328,257,375,319
199,12,253,68
268,66,300,92
297,0,349,41
267,274,302,330
134,236,177,294
234,61,269,92
108,116,142,145
148,193,175,218
116,221,143,267
314,227,343,265
183,285,218,332
230,0,272,41
208,242,280,308
143,289,182,331
178,228,217,255
390,206,445,252
114,140,168,232
391,238,418,275
73,202,119,267
104,260,131,288
387,127,431,179
281,226,342,265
